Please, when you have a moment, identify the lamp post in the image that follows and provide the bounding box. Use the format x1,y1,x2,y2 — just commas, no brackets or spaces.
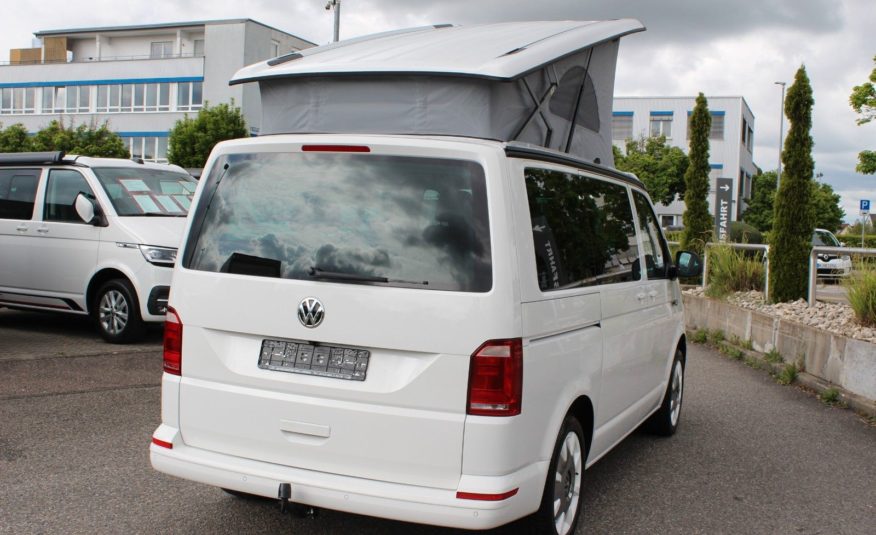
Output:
774,81,786,189
325,0,341,43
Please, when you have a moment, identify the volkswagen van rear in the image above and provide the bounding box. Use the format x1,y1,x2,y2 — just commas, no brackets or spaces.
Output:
150,134,530,528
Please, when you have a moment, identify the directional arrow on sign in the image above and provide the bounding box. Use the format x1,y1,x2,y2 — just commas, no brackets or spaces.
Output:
720,184,730,192
533,225,545,232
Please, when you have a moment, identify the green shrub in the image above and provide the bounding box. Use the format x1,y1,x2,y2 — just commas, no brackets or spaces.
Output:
844,263,876,326
836,235,876,249
705,245,766,298
692,329,708,344
729,221,763,244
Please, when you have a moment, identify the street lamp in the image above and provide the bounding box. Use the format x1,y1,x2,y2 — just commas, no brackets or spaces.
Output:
325,0,341,43
775,81,786,189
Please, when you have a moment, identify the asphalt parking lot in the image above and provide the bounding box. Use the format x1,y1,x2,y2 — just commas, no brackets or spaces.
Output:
1,308,874,534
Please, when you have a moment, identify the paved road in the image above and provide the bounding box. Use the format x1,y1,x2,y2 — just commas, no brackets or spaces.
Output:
1,309,874,534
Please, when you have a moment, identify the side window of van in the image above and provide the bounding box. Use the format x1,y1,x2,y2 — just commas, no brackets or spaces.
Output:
0,169,41,220
632,190,671,279
525,167,640,291
44,170,95,223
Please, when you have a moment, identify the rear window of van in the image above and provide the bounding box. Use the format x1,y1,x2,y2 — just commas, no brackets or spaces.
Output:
185,152,492,292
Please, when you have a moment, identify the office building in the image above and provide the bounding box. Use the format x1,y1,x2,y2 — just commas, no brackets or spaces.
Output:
0,19,314,162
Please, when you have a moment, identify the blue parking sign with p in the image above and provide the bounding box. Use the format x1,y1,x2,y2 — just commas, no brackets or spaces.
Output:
862,199,871,213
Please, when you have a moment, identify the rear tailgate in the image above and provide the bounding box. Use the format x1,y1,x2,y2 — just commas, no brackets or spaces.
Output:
172,138,517,490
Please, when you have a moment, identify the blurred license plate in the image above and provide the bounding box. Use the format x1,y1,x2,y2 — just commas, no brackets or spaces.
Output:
258,339,369,381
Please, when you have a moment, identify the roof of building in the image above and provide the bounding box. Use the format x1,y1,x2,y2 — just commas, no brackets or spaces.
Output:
230,19,644,84
35,19,316,45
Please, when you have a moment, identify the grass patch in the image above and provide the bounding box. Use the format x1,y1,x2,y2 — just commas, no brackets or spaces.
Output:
707,329,725,344
692,329,709,344
720,343,744,360
740,339,754,350
776,363,798,385
820,387,840,404
844,262,876,327
704,245,765,299
764,349,783,364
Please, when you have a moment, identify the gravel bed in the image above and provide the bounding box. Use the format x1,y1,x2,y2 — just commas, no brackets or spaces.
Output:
683,287,876,344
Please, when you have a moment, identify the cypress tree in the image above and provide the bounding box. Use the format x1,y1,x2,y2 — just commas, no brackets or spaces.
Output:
770,66,816,302
680,92,712,256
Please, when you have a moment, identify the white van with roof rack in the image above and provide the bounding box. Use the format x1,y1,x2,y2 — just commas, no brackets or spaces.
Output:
0,152,195,342
150,20,702,534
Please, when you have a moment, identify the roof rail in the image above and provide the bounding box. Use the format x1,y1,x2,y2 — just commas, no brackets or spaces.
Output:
0,151,66,165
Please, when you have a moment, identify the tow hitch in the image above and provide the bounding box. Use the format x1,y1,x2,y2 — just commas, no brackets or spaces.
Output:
278,483,319,518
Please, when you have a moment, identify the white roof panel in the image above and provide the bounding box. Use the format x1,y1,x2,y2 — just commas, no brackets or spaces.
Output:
230,19,644,84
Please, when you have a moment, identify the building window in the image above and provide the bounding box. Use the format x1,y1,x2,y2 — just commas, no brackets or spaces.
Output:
193,39,205,57
710,112,725,140
687,111,726,140
649,112,673,138
177,82,203,111
661,215,675,228
150,41,173,59
612,112,633,141
1,87,36,114
41,86,89,114
126,136,169,163
271,40,280,58
746,125,754,152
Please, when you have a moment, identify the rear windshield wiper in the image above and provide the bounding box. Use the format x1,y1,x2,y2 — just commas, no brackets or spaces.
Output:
309,267,428,286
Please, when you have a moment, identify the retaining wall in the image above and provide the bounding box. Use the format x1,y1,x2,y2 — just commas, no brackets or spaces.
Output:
683,294,876,411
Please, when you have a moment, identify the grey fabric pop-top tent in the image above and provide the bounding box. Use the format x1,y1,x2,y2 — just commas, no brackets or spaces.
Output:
230,20,645,167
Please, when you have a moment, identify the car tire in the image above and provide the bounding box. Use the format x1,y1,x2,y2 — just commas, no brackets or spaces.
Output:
531,415,586,535
94,279,145,343
646,349,685,436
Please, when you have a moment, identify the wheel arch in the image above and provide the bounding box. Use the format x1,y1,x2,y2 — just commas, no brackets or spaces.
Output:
86,268,132,314
567,395,594,461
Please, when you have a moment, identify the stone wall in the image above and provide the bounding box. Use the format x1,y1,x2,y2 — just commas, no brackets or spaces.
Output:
683,294,876,411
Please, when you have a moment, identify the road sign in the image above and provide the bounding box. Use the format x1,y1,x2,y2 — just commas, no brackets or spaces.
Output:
714,178,733,242
861,199,871,216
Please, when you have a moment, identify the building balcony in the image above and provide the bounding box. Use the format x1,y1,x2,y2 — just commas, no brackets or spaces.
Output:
0,56,204,85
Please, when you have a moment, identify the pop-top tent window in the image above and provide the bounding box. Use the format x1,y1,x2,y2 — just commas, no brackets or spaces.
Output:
229,20,645,167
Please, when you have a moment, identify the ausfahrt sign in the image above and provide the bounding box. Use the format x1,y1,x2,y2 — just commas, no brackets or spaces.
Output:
714,177,733,242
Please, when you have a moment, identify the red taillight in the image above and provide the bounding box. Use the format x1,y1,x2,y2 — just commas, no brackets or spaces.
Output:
151,437,173,449
163,307,182,376
466,338,522,417
301,145,371,153
456,488,519,501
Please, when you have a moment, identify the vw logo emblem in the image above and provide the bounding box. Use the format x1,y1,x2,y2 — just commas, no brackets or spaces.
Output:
298,297,325,328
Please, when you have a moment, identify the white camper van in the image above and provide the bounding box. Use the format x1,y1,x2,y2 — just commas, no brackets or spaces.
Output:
0,152,195,342
150,21,702,534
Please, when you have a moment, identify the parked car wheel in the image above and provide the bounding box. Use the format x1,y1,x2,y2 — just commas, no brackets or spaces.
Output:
532,415,585,535
646,349,685,436
94,279,145,343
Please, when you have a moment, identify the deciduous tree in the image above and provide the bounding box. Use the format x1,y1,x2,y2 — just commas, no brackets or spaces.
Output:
849,55,875,174
613,136,689,206
168,101,248,168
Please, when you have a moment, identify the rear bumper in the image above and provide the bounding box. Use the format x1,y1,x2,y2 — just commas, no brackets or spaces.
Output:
150,424,545,530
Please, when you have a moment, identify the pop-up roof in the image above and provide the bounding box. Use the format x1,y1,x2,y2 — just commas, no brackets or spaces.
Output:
231,20,645,166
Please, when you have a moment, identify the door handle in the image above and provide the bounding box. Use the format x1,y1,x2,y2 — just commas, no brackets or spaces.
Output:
636,292,647,301
648,290,658,298
36,227,49,234
16,224,28,232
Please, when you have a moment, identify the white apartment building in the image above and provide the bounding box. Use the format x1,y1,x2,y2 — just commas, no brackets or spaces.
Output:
612,96,756,228
0,19,314,162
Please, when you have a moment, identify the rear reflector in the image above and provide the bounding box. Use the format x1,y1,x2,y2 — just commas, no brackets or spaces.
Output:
163,307,182,376
466,338,522,417
152,437,173,449
301,145,371,153
456,488,519,501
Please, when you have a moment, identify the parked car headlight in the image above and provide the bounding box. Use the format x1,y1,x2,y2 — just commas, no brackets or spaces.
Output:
139,245,177,267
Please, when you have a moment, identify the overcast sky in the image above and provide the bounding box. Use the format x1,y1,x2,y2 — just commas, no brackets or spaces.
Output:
1,0,873,222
